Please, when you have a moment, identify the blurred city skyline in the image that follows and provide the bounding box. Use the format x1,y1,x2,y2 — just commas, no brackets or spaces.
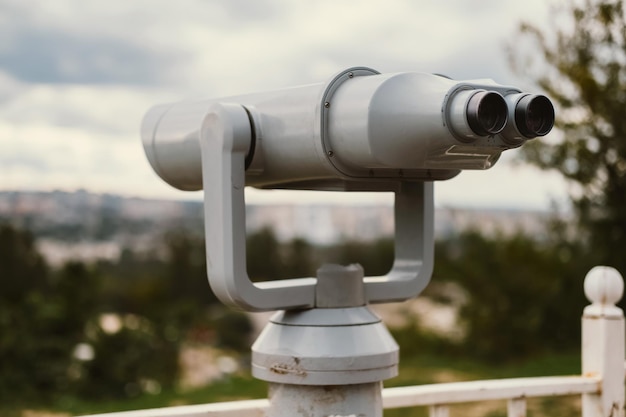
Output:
0,0,568,210
0,189,551,267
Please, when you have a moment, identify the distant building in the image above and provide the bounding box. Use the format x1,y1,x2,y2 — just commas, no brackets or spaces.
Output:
0,190,551,264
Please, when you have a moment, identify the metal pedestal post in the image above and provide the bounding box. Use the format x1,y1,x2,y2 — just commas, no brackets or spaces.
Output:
252,264,399,417
267,382,383,417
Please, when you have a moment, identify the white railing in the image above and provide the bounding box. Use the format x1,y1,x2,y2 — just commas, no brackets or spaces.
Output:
80,266,626,417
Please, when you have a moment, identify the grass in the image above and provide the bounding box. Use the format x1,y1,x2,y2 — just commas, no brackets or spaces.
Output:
43,376,268,416
391,350,582,386
15,350,582,417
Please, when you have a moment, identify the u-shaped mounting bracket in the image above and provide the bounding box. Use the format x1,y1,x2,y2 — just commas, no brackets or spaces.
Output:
201,102,434,312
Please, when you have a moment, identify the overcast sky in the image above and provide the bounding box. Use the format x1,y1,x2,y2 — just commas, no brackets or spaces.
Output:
0,0,569,209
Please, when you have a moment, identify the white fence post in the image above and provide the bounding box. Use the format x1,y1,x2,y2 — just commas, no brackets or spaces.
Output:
507,397,527,417
429,404,450,417
582,266,625,417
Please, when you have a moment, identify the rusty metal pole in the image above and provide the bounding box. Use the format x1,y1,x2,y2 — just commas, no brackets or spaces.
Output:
252,264,399,417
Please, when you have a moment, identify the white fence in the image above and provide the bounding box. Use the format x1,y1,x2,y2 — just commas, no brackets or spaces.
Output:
81,266,625,417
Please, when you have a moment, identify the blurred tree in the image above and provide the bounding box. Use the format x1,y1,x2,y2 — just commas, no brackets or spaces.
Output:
166,232,210,295
512,0,626,276
72,231,217,401
246,227,282,281
0,224,99,403
55,262,99,339
99,231,217,329
78,323,178,400
161,231,217,324
329,238,394,276
0,224,53,402
283,237,316,278
212,310,254,352
435,230,591,360
0,223,49,303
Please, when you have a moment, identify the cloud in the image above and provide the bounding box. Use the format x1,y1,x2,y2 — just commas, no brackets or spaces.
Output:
0,0,564,209
0,0,549,91
174,0,553,95
0,21,187,86
0,0,194,86
0,83,168,136
0,121,172,197
0,70,25,103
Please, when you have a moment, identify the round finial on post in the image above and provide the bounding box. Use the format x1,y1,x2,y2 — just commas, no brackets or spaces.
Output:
583,266,624,318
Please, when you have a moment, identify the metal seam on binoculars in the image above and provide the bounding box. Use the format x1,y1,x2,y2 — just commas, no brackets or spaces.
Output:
320,66,380,179
243,106,257,170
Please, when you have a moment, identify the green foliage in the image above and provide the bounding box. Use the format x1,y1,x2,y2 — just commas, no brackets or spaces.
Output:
0,215,596,412
212,310,254,352
327,237,394,276
155,231,218,330
0,223,49,302
512,0,626,278
77,325,178,399
0,225,97,403
246,228,394,280
435,230,590,361
246,227,283,281
0,224,255,407
47,374,267,416
391,320,458,359
247,227,319,280
282,237,316,278
162,231,215,306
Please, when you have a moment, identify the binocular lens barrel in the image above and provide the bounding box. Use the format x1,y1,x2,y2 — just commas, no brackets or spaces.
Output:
515,94,555,138
466,91,508,136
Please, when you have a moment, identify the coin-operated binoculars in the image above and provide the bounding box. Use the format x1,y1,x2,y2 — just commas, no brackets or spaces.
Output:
141,67,554,417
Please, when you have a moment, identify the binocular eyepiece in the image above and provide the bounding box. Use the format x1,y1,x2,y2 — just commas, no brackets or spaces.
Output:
515,94,555,138
464,90,554,140
466,91,508,137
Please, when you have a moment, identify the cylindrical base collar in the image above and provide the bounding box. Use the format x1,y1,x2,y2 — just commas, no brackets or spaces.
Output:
252,307,398,385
